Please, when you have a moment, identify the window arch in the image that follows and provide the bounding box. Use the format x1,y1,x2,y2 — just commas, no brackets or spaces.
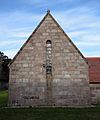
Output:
46,40,52,47
46,40,52,44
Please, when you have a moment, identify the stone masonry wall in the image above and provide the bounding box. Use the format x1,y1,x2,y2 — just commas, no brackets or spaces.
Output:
90,84,100,104
9,13,91,107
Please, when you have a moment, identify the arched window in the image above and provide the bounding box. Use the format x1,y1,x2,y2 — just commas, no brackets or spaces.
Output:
46,40,52,74
46,40,52,46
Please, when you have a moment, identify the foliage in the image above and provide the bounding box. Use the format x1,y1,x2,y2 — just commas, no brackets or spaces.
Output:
0,51,11,82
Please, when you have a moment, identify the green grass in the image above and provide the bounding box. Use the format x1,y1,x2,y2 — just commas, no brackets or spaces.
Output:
0,90,100,120
0,107,100,120
0,90,8,107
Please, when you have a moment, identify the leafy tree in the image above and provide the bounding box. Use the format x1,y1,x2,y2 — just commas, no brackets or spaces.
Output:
0,51,11,82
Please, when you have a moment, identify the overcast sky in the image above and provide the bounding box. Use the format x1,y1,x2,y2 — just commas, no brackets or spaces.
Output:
0,0,100,58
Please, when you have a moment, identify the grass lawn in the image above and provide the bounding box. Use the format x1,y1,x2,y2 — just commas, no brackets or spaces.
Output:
0,90,100,120
0,90,8,107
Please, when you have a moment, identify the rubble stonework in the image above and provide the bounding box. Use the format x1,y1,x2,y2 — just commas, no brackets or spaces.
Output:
8,11,91,107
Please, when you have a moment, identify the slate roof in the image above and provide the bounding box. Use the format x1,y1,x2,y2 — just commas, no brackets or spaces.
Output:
86,57,100,83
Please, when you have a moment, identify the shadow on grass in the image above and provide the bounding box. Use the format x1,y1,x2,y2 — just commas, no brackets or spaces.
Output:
0,107,100,120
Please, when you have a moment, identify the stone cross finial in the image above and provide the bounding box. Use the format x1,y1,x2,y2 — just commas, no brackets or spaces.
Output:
47,10,50,13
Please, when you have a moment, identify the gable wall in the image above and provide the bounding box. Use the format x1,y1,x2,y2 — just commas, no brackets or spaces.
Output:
9,14,90,107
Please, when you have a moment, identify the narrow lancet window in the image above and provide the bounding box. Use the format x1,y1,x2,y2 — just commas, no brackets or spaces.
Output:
46,40,52,74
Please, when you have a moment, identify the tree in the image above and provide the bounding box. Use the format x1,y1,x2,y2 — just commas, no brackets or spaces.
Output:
0,51,11,82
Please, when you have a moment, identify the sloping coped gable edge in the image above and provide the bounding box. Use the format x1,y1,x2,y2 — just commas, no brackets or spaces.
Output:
48,12,88,64
8,11,88,67
8,12,49,67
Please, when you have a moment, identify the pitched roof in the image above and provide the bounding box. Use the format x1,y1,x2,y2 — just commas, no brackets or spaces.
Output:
9,10,87,66
86,57,100,83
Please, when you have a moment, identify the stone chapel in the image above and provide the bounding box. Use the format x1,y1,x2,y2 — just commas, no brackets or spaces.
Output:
8,11,100,107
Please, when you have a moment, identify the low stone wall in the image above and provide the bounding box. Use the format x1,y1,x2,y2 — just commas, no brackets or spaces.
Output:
90,84,100,104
